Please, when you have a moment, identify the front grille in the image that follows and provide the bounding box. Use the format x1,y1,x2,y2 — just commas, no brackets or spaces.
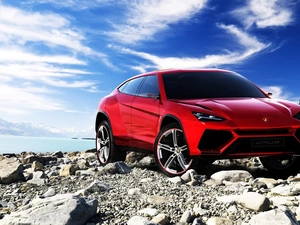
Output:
198,129,233,150
226,136,300,155
235,129,290,136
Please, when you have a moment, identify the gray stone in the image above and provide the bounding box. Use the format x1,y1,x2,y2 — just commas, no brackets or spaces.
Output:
99,162,132,174
75,169,94,176
76,180,110,196
248,208,298,225
52,151,64,158
128,188,145,196
0,158,24,184
1,194,98,225
192,218,205,225
27,171,48,186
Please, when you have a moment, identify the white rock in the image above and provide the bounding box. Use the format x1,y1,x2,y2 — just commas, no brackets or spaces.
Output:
147,195,168,205
206,217,233,225
128,188,145,196
152,214,169,225
180,210,193,223
235,192,270,212
248,208,298,225
168,176,183,185
127,216,159,225
227,205,238,215
210,170,253,183
138,208,159,216
270,196,297,207
270,184,300,196
181,169,197,183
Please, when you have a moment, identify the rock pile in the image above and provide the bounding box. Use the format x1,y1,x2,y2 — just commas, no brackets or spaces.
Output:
0,151,300,225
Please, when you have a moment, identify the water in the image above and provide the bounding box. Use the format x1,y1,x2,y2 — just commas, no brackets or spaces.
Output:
0,135,95,154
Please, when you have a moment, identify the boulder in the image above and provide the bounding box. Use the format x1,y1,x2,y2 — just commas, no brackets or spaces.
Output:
0,158,24,184
1,194,98,225
206,217,233,225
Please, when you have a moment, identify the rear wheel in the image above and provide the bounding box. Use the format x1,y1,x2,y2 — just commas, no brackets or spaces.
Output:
259,155,300,176
154,123,198,177
96,120,126,165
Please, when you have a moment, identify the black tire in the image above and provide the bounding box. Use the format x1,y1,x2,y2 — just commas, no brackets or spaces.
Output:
95,120,126,165
154,123,198,177
259,155,300,176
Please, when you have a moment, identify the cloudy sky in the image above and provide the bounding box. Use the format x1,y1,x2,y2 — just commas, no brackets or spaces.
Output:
0,0,300,135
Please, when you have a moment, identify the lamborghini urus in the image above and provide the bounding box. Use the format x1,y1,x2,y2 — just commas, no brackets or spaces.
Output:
95,69,300,176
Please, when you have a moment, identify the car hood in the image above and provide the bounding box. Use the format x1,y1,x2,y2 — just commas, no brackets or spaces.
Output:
175,98,298,127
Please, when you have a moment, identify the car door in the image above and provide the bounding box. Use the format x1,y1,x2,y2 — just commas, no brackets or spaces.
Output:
116,76,145,142
131,75,160,150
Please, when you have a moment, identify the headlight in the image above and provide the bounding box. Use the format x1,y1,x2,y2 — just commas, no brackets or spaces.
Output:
192,112,225,122
294,112,300,120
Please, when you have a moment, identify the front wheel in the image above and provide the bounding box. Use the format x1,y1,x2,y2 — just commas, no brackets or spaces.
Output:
259,155,300,176
96,120,126,166
154,123,198,177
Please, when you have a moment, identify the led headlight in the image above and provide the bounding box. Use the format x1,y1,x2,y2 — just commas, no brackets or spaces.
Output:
192,112,225,122
293,112,300,120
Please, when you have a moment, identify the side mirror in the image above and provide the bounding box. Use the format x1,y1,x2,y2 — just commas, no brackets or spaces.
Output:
267,92,273,96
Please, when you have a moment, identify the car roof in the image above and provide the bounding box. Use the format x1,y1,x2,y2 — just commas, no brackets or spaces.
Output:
129,68,234,79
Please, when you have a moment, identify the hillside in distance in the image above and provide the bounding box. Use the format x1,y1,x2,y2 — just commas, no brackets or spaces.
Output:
0,118,94,138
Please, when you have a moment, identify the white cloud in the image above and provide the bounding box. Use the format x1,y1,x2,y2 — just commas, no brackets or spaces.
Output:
261,85,300,104
0,84,65,114
112,25,269,69
0,4,107,59
107,0,207,44
234,0,293,28
24,0,112,10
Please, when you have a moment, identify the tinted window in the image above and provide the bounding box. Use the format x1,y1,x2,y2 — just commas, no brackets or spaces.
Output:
138,75,159,97
119,77,144,95
162,72,266,99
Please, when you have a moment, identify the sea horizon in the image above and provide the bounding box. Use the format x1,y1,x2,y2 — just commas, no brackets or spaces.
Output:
0,135,95,154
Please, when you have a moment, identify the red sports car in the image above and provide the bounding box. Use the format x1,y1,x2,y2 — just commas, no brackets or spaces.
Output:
95,69,300,176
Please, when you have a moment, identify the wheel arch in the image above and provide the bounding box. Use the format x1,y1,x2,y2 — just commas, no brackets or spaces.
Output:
160,114,183,131
95,111,112,132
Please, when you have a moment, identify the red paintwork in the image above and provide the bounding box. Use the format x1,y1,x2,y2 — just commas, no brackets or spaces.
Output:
96,69,300,159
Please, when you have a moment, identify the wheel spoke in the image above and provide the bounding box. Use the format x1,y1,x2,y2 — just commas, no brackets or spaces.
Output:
172,129,178,147
179,145,187,151
177,153,188,170
99,146,106,161
164,153,177,170
159,143,174,152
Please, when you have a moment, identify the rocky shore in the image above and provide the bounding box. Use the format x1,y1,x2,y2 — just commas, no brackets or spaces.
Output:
1,150,300,225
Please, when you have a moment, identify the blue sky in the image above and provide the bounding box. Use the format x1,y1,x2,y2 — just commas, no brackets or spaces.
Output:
0,0,300,135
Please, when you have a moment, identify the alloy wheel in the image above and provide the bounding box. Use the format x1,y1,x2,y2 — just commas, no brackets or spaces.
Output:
157,128,193,175
96,125,111,164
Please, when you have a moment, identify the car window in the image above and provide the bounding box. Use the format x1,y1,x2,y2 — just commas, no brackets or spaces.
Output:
119,77,144,95
162,72,266,99
137,75,159,98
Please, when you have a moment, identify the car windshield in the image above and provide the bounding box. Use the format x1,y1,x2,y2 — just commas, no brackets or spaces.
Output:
162,71,266,99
